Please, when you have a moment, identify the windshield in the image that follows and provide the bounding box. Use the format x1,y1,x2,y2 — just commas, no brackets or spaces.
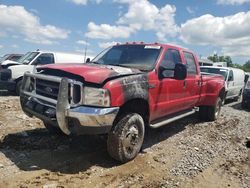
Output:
0,54,9,63
200,67,228,81
18,52,39,64
91,44,162,71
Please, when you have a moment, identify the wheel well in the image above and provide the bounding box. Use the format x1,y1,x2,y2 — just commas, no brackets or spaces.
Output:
115,99,149,126
15,76,23,84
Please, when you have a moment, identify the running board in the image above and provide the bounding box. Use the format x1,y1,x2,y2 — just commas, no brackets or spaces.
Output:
150,108,197,129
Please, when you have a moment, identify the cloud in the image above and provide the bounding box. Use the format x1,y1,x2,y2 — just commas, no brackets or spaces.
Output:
85,0,179,41
180,11,250,56
98,41,120,48
11,44,19,48
69,0,102,5
186,6,195,14
0,45,3,49
217,0,250,5
0,4,70,44
76,40,90,45
85,22,135,39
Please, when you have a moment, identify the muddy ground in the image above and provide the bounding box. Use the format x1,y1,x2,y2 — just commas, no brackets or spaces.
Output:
0,91,249,188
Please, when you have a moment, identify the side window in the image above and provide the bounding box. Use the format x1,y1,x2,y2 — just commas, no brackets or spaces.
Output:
161,49,182,68
35,53,54,65
160,49,182,77
183,52,197,75
228,70,234,81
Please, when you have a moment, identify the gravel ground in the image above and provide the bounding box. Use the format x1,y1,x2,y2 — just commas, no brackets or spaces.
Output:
0,91,249,188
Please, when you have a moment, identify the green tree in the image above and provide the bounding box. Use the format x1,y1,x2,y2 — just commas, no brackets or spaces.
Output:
243,60,250,72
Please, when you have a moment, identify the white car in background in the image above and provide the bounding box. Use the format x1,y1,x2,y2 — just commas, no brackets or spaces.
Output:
0,50,88,94
200,66,245,104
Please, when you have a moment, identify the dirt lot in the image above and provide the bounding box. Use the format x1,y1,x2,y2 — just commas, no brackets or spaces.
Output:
0,91,249,188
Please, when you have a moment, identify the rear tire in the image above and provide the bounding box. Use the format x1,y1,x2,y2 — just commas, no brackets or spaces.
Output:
43,122,63,135
107,113,145,163
199,97,222,121
241,101,247,109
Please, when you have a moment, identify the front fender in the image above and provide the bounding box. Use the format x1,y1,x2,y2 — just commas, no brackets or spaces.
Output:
104,74,149,106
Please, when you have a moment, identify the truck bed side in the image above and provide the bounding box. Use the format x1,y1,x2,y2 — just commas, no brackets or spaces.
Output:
197,75,225,106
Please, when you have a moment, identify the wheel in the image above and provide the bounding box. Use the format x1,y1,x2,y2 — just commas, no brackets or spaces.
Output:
43,122,63,134
241,101,247,109
199,97,222,121
234,91,242,102
107,113,145,163
15,80,22,95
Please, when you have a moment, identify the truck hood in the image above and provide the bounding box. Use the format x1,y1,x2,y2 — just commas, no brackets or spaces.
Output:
1,60,21,69
37,63,142,84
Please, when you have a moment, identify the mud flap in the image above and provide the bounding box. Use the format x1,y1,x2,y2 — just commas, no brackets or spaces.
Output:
56,77,71,135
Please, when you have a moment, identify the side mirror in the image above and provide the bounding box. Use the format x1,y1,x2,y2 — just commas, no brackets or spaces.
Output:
174,63,187,80
86,58,90,63
32,58,41,65
159,63,187,80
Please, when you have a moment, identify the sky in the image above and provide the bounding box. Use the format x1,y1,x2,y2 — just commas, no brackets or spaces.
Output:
0,0,250,64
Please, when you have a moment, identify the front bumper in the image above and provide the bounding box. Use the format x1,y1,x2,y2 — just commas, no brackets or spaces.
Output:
0,69,15,91
0,80,16,91
20,72,119,135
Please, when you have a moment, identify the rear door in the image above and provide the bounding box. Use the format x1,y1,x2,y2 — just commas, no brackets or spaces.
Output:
182,51,201,108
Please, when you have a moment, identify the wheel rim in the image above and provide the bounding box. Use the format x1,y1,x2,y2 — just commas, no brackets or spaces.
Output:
122,124,140,155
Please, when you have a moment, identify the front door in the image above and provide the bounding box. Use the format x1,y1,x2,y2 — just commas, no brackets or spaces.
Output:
153,48,188,119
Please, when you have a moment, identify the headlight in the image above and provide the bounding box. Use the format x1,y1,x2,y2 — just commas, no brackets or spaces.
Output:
82,87,110,107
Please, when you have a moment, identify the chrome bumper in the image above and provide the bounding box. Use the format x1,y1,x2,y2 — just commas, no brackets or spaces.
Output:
20,72,119,135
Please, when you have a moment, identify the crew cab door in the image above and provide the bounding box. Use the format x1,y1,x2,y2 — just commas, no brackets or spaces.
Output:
154,48,188,119
182,51,201,108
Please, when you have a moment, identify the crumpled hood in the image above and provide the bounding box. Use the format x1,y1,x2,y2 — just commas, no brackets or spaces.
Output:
37,63,142,84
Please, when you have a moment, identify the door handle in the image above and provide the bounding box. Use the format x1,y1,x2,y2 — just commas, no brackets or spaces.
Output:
183,80,187,89
197,80,201,86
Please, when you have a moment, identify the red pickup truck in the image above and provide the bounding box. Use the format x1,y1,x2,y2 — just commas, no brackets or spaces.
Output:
20,43,225,162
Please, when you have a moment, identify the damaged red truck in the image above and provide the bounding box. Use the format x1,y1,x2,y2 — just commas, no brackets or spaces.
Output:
20,43,225,162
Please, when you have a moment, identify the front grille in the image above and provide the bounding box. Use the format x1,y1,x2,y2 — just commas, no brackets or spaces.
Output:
36,79,60,100
34,76,82,105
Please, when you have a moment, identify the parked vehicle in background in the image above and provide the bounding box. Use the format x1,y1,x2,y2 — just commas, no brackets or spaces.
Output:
242,80,250,108
244,72,250,85
0,50,86,94
20,43,225,162
198,58,213,66
201,66,245,104
213,62,227,67
0,53,23,65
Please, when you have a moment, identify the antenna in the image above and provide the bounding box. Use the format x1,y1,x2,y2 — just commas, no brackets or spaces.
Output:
84,38,88,63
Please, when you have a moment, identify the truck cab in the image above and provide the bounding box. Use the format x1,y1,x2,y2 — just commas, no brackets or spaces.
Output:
20,43,225,162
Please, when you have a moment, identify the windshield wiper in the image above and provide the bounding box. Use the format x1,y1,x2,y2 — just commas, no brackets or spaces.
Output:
106,63,131,68
89,61,100,64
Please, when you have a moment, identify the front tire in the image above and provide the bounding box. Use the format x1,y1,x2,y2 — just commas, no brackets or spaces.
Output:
107,113,145,163
43,122,64,135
